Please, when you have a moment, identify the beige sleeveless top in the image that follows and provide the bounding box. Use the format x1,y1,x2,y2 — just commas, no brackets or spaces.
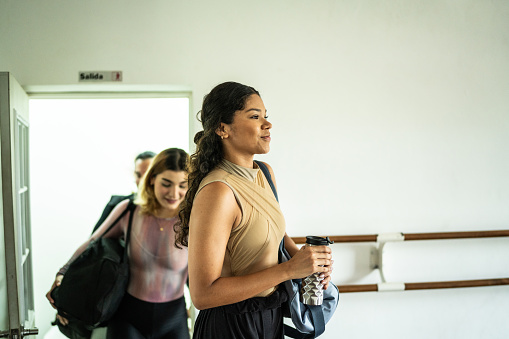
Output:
196,159,286,297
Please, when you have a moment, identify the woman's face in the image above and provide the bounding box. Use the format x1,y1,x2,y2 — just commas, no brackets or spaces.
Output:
151,170,188,214
225,94,272,156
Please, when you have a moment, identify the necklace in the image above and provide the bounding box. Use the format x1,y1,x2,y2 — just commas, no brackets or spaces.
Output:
155,216,173,231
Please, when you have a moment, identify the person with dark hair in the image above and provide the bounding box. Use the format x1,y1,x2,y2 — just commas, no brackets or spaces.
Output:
133,150,158,185
175,82,333,338
92,151,157,233
48,148,191,339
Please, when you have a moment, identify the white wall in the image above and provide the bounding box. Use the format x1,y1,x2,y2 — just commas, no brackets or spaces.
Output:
1,0,508,338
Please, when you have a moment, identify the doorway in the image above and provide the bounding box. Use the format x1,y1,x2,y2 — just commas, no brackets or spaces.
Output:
28,96,190,337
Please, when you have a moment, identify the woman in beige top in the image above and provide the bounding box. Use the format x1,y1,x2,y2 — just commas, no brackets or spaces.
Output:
175,82,333,339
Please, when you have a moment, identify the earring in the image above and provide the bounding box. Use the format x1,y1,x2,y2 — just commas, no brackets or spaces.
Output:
221,135,224,140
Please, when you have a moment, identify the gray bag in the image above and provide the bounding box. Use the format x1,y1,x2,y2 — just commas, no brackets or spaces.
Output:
255,160,339,338
278,239,339,338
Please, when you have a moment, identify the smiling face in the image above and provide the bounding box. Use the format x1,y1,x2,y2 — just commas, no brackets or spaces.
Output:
220,94,272,164
151,170,188,217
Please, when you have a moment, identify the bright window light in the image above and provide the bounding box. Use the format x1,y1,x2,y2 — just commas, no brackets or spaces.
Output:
29,97,189,195
28,96,190,335
29,96,189,240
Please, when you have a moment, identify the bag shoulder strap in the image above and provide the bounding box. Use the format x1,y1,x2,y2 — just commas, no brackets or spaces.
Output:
124,200,135,247
254,160,278,202
256,160,327,339
309,305,326,337
99,198,135,241
255,160,288,263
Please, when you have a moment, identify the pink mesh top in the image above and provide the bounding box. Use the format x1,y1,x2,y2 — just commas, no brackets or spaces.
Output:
59,199,188,303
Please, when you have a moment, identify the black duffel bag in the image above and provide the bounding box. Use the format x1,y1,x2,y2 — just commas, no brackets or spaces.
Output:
51,200,135,328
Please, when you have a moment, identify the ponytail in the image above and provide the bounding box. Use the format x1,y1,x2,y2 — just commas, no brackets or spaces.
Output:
175,129,222,248
174,81,260,248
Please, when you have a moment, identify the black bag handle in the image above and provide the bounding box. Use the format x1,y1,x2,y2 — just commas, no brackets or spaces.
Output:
97,199,135,252
254,160,278,202
97,199,133,235
124,200,135,258
255,160,324,339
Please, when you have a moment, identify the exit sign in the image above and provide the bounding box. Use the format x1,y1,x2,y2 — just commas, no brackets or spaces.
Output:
79,71,123,82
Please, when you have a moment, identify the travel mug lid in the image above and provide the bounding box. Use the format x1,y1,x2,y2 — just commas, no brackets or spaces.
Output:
305,236,334,245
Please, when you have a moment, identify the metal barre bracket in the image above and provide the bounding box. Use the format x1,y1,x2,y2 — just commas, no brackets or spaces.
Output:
377,282,405,292
370,232,404,283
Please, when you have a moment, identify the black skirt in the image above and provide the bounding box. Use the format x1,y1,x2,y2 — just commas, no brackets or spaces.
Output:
107,293,189,339
193,288,288,339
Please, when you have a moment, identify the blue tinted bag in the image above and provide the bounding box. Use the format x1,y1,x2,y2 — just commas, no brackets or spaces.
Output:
255,161,339,338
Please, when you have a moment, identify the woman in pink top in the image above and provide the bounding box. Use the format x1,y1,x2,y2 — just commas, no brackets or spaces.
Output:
47,148,190,339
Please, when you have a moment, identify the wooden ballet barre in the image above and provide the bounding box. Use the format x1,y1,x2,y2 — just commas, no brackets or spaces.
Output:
291,229,509,244
337,278,509,293
403,230,509,241
291,230,509,293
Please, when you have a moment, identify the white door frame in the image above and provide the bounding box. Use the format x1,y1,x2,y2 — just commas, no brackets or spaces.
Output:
1,72,38,338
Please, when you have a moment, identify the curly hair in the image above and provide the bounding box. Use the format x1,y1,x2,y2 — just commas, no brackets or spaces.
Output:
174,81,260,248
136,148,189,216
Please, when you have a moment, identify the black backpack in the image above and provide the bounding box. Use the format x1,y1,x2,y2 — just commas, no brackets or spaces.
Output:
51,200,135,336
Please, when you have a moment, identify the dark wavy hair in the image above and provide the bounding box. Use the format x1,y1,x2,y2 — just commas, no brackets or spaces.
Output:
174,81,260,248
135,150,156,162
136,148,189,216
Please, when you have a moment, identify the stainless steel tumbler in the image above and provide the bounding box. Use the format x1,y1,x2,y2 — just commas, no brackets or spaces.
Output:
300,236,334,305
